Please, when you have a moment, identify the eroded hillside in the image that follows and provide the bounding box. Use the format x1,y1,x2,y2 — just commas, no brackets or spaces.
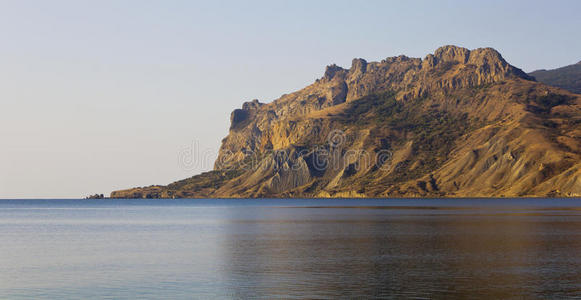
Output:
111,45,581,198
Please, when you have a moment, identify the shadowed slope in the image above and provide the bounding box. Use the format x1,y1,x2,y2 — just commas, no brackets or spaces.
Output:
529,61,581,94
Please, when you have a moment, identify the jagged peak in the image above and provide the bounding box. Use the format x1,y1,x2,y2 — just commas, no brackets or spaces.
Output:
319,46,533,85
431,45,508,66
242,99,263,110
229,99,264,130
323,64,345,80
350,58,367,73
468,47,508,65
428,45,533,81
433,45,471,63
381,55,413,64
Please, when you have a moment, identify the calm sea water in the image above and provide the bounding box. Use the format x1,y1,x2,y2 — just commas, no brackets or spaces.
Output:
2,198,581,299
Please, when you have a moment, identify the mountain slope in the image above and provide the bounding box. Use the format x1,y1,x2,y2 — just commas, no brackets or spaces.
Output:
529,61,581,94
111,46,581,198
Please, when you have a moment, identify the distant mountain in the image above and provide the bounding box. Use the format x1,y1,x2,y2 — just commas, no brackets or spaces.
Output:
112,46,581,198
529,61,581,94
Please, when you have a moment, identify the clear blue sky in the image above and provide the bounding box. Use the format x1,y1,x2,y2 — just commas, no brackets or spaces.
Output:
1,0,580,198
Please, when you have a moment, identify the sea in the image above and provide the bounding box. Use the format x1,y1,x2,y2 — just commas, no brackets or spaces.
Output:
1,198,581,299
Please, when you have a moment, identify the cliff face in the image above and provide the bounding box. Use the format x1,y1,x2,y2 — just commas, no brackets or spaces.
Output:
111,45,581,199
214,46,533,169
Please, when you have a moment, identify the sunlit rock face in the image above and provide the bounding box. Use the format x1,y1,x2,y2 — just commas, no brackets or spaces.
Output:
215,45,534,170
112,46,581,198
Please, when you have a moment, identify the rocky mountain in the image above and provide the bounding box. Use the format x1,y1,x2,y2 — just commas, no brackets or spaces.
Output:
529,61,581,94
111,45,581,198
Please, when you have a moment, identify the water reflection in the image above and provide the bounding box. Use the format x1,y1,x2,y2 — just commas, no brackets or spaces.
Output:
222,207,581,298
2,200,581,298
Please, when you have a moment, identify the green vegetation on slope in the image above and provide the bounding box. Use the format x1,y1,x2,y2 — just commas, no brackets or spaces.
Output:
337,91,473,193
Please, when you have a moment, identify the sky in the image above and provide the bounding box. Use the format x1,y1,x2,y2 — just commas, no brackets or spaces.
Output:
1,0,580,198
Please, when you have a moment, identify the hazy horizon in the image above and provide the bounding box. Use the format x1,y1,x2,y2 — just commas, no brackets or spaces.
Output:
2,0,581,198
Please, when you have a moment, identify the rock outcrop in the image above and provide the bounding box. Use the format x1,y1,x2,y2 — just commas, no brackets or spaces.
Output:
112,45,581,198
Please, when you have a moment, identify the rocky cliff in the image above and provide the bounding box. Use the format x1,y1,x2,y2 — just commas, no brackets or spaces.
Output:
111,45,581,198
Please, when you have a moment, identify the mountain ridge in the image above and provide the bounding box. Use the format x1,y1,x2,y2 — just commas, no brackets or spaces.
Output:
111,45,581,198
529,61,581,94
